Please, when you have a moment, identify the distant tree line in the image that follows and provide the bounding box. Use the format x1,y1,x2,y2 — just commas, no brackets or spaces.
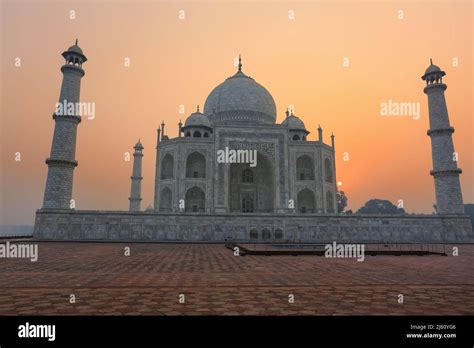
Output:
355,199,405,215
338,194,473,220
336,190,406,215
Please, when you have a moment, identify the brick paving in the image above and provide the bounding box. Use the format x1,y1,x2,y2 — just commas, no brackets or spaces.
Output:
0,242,473,315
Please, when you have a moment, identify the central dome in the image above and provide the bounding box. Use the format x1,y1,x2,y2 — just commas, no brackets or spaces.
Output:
203,61,276,125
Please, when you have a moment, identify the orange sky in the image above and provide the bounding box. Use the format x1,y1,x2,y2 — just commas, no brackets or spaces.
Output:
1,0,472,225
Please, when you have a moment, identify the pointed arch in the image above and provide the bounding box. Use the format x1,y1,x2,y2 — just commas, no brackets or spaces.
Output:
161,154,174,179
296,155,314,180
241,168,253,183
297,188,316,213
186,152,206,178
326,191,335,213
159,187,172,212
185,186,205,212
324,158,333,183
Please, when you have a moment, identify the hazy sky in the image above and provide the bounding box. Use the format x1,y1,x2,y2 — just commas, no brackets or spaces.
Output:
1,0,472,225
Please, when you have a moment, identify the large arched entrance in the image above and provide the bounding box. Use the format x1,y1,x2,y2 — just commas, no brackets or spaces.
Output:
228,153,275,213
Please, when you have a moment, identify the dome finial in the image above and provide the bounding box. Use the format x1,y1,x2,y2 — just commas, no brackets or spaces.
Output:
430,58,433,65
238,54,242,71
134,139,143,149
197,105,200,112
75,38,78,45
285,108,290,118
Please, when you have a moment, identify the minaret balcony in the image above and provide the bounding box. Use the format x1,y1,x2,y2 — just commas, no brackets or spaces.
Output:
60,64,85,77
423,83,447,93
45,158,78,168
52,113,81,123
430,168,462,176
427,127,454,136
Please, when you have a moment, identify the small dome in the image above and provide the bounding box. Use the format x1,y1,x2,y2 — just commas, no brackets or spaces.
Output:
134,140,143,149
67,44,83,55
62,40,87,63
281,115,306,130
421,59,446,81
185,111,211,128
425,64,441,75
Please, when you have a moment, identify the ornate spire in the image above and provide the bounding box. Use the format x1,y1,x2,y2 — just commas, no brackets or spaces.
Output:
134,138,143,149
157,127,161,144
285,108,290,118
238,54,242,72
161,120,165,138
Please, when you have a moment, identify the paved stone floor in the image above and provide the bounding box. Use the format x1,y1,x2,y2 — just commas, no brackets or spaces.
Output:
0,242,473,315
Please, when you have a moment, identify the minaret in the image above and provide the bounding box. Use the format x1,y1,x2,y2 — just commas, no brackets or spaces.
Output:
42,40,87,209
153,126,161,211
129,140,144,211
422,60,464,214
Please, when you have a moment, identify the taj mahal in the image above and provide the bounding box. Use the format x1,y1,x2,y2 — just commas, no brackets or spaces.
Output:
152,55,337,216
34,42,472,243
